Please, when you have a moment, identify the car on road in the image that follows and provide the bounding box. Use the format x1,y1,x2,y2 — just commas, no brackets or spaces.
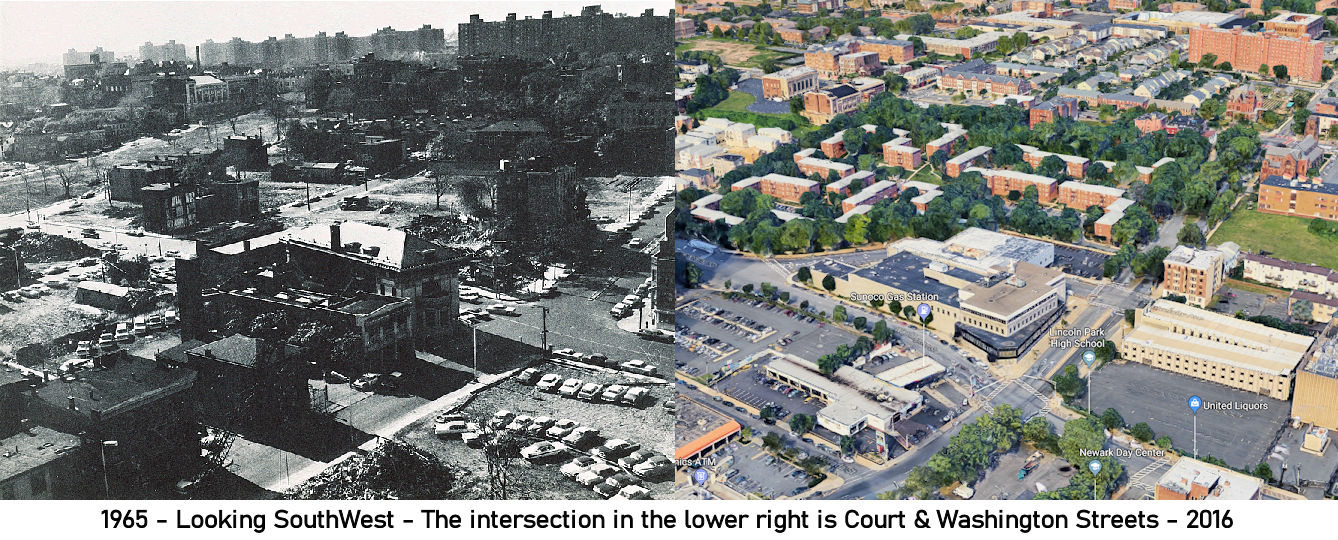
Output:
577,382,604,401
165,250,181,258
552,348,584,361
558,378,583,397
81,228,99,238
586,353,610,367
487,304,519,316
536,374,562,392
560,456,598,479
435,413,466,424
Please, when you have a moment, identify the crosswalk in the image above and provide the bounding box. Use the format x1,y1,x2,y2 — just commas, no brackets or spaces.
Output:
1127,456,1171,493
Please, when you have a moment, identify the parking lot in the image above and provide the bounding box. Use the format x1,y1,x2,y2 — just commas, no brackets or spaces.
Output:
1089,362,1289,469
1212,285,1290,320
1053,245,1109,279
397,361,675,499
716,445,812,499
973,450,1076,500
711,364,822,420
1264,424,1338,499
676,293,828,380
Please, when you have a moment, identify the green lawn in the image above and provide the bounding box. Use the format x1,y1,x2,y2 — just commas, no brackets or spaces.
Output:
1209,209,1338,270
908,165,943,185
698,90,814,135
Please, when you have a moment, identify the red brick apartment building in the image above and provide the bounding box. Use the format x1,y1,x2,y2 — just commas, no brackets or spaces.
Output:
938,71,1032,98
851,38,915,64
1258,176,1338,221
1135,112,1167,134
777,27,807,44
1017,144,1089,177
730,173,820,204
820,132,846,159
945,146,992,177
841,180,900,213
1108,0,1140,10
1029,97,1077,127
976,168,1060,202
1260,136,1322,179
1188,26,1324,82
883,137,923,169
1058,181,1126,209
803,84,862,124
839,51,882,76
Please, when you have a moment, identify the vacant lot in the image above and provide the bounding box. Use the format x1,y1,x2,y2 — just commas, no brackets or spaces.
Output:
677,37,793,69
1210,209,1338,270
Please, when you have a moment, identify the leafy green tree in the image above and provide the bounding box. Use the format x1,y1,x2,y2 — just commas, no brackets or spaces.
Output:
1156,436,1172,449
822,274,837,292
789,413,816,435
1130,422,1155,443
833,304,847,323
1252,462,1273,481
796,266,812,284
1100,408,1125,430
685,262,703,288
1022,417,1057,452
1057,418,1106,465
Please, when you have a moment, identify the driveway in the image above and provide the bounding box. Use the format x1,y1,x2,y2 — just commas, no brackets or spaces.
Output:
735,78,792,114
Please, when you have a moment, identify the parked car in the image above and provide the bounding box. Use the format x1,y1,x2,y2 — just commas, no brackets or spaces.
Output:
487,304,518,316
525,417,556,437
576,464,619,487
617,450,656,470
600,384,629,403
146,314,165,331
462,431,486,448
434,413,466,424
633,456,673,479
114,326,135,343
546,419,579,440
434,421,475,439
576,382,604,401
621,387,650,406
75,340,92,357
517,368,541,385
591,439,639,460
562,427,600,447
520,441,568,461
560,456,598,479
132,316,148,335
558,378,583,397
488,410,515,429
611,485,651,500
536,374,562,392
619,360,658,376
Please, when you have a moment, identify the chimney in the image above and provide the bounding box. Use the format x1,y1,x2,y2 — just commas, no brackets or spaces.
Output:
195,45,201,67
330,222,342,251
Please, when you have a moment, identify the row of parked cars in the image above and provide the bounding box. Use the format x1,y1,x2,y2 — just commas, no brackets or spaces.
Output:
519,368,652,406
75,311,178,357
549,348,659,377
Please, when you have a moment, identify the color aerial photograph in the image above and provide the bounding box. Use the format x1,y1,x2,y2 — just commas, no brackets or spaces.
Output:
670,0,1338,502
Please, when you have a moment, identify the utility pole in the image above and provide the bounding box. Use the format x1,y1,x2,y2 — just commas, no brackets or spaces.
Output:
472,322,478,381
541,306,549,354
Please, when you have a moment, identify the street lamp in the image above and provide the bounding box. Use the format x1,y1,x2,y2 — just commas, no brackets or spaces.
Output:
101,440,119,499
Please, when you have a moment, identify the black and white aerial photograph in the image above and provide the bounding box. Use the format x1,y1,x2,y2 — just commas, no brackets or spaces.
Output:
0,0,675,500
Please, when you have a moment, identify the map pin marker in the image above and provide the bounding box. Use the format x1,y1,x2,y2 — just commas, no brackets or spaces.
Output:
1188,395,1202,414
693,468,709,485
1088,460,1102,475
917,303,931,321
1082,350,1095,367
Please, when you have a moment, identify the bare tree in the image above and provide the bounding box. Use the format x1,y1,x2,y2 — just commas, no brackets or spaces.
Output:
483,432,522,499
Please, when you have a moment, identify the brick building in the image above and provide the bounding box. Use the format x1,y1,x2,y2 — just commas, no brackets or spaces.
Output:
1262,12,1324,39
851,37,915,64
802,84,862,124
761,66,819,99
973,167,1060,202
839,51,882,77
730,173,821,204
1057,181,1125,210
1188,25,1324,82
1135,112,1168,134
938,70,1032,98
1029,97,1077,127
882,135,923,169
1260,136,1322,179
1258,175,1338,221
945,146,992,177
841,180,900,213
1016,144,1089,177
1160,245,1226,307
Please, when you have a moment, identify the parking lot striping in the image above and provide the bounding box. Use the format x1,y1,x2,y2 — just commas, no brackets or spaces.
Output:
480,315,668,362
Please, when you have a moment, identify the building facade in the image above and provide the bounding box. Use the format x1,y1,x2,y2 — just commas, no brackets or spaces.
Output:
1188,26,1324,82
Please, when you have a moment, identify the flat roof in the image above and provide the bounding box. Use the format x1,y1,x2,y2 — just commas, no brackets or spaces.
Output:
851,251,973,309
958,261,1065,320
761,172,821,187
1163,245,1221,271
0,426,81,483
34,355,197,422
186,334,263,369
1157,457,1261,500
674,397,740,460
1127,299,1312,376
1060,181,1125,198
876,357,946,387
764,352,919,432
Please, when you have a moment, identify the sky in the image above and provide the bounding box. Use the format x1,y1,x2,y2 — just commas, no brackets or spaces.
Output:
0,0,669,68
